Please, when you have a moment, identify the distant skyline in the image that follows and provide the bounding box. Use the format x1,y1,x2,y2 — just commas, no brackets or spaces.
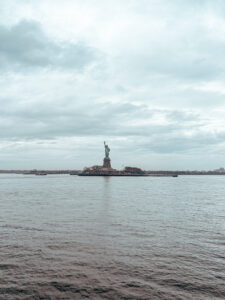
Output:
1,0,225,170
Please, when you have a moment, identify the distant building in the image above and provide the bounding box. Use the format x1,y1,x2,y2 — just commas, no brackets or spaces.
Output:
214,167,225,173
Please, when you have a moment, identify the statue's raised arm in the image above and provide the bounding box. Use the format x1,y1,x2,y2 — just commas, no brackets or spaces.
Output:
104,141,110,158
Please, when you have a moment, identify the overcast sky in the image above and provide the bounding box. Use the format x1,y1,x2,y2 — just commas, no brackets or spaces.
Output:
0,0,225,170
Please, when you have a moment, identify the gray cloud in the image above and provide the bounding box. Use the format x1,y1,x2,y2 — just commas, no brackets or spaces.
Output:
0,93,223,157
0,20,97,70
0,0,225,169
145,132,225,154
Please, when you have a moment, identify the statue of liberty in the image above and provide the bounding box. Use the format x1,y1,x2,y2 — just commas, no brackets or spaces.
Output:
104,141,110,158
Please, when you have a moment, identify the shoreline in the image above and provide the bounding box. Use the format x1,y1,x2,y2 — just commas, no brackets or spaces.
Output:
1,170,225,175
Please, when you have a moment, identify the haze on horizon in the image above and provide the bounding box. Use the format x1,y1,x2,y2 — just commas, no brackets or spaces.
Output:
0,0,225,170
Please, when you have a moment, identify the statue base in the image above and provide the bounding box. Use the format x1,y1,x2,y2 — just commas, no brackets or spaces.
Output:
103,157,111,168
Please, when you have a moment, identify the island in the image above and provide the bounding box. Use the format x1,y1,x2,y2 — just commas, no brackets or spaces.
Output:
78,142,146,176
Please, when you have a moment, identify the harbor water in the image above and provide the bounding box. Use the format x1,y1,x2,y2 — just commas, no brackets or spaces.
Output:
0,174,225,299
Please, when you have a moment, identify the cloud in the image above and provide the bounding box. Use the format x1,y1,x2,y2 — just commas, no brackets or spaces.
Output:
0,20,98,71
0,0,225,169
0,82,224,157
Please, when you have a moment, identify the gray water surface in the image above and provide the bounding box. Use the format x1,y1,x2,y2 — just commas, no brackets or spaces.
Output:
0,175,225,299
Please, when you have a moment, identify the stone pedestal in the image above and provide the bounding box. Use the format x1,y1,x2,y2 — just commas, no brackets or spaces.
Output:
103,157,111,168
